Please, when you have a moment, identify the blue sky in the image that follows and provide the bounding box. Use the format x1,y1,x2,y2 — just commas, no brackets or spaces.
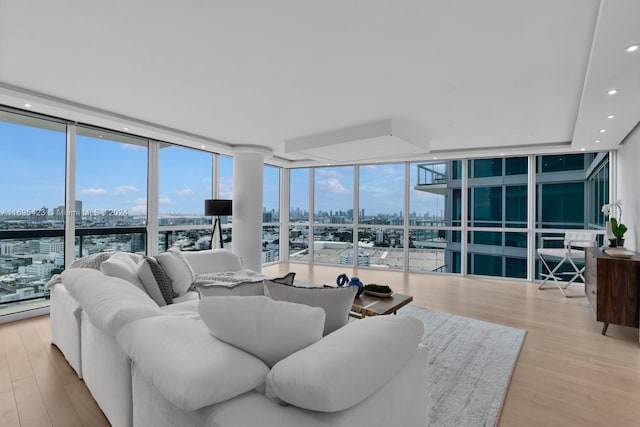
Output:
2,120,441,218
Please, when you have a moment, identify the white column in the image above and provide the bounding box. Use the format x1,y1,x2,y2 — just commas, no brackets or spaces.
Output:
232,146,271,272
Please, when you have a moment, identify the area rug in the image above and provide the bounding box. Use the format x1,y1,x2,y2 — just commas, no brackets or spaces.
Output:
398,305,526,427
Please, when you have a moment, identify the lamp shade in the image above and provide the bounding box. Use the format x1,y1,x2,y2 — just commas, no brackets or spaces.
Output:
205,199,232,216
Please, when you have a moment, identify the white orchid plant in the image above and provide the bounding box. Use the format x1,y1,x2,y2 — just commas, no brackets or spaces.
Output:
601,199,627,239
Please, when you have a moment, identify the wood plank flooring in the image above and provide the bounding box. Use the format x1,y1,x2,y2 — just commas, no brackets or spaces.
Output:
1,263,638,426
265,263,640,427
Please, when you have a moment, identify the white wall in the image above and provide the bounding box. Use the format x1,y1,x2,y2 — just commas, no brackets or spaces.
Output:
616,125,640,251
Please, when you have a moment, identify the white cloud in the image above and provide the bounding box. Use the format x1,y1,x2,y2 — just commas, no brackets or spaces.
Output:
317,169,340,177
121,143,146,151
175,188,194,196
159,197,172,205
317,178,349,194
131,197,147,205
130,205,147,213
79,188,108,196
114,185,139,195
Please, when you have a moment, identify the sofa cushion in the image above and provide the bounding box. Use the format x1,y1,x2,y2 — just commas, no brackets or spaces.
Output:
60,268,165,336
198,296,325,367
266,315,424,412
156,248,196,296
182,249,242,275
116,316,269,411
264,280,357,335
100,251,146,292
137,257,174,306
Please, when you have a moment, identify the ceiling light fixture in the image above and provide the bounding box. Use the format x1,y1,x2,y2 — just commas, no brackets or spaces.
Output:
600,129,607,133
626,44,638,53
607,115,615,119
123,127,129,131
432,157,437,160
580,148,586,152
607,89,617,95
24,103,32,108
595,140,601,143
201,145,206,149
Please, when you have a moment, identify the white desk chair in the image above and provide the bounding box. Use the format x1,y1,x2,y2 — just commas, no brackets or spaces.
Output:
537,231,598,297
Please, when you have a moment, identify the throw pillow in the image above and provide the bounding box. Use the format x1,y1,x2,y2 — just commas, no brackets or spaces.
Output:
266,315,424,412
100,252,146,292
263,280,357,335
198,296,325,368
137,257,174,306
271,272,296,285
156,248,196,296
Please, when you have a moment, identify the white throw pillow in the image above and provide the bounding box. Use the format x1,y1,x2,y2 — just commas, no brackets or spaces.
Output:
266,315,424,412
117,316,269,411
198,296,325,367
61,268,164,336
100,251,146,292
264,280,357,335
156,248,196,296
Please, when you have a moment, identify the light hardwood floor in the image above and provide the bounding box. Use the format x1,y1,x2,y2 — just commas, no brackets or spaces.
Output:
1,264,639,426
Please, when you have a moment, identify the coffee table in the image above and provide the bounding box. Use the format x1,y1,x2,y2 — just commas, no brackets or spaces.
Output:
350,292,413,319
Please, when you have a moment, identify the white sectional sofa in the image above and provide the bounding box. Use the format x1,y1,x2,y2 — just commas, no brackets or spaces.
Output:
49,249,429,427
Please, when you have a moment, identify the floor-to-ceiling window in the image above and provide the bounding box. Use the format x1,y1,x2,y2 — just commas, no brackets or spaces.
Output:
285,152,610,282
219,155,234,248
158,144,213,251
358,163,405,269
314,166,354,265
0,110,66,316
263,164,280,263
75,127,148,258
289,168,310,261
410,160,461,273
466,156,528,278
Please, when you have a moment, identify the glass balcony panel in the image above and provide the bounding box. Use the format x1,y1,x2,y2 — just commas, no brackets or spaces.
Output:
262,226,280,263
408,229,458,273
357,227,404,269
289,226,309,261
312,226,353,265
158,228,213,252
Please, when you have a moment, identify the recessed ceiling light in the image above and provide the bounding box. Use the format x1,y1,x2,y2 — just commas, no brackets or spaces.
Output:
626,44,639,53
595,140,601,143
24,103,32,108
607,89,617,95
600,129,607,133
98,135,103,138
432,157,437,160
580,148,586,152
123,127,129,131
201,145,206,149
607,115,615,119
499,153,504,156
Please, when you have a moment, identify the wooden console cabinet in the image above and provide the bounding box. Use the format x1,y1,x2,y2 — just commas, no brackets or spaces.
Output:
584,247,640,335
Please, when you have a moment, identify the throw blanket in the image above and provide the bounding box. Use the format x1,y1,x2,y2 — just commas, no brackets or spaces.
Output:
46,252,142,289
193,269,268,289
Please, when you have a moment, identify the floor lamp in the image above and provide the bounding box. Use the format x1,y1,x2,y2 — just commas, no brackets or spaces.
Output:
204,199,232,249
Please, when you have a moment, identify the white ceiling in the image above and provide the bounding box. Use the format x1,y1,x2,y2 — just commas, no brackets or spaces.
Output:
0,0,638,166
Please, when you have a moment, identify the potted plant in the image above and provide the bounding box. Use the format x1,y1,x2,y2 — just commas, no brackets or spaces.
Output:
601,200,627,247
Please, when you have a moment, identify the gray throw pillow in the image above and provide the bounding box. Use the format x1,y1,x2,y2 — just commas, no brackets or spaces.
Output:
263,280,357,336
272,272,296,285
137,257,174,306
